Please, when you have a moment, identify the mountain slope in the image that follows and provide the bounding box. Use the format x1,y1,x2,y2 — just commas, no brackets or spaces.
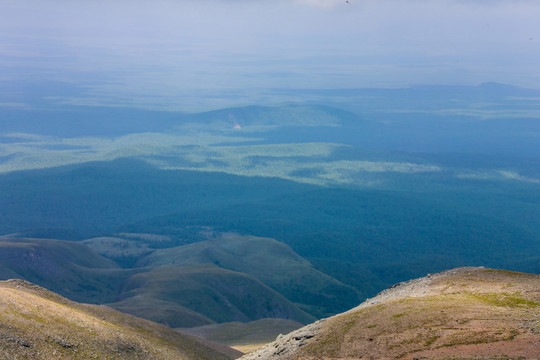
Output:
241,267,540,360
0,237,316,329
0,237,137,303
0,279,241,360
109,264,316,328
136,234,361,317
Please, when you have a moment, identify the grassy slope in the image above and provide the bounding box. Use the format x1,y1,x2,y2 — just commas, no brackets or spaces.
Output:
136,235,361,318
82,236,154,268
304,269,540,359
0,279,241,360
109,265,316,328
0,237,318,328
244,268,540,360
0,237,139,304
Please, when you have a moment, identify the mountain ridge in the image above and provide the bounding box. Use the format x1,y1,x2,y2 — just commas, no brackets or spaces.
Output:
241,267,540,359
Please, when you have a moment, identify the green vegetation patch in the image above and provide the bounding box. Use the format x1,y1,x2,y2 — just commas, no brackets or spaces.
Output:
392,312,408,318
440,329,520,348
484,269,531,276
465,292,539,308
424,335,441,346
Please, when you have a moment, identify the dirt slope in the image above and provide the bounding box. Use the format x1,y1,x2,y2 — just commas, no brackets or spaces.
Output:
241,267,540,360
0,279,242,360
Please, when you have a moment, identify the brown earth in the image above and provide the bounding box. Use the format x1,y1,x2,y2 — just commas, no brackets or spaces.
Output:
241,267,540,360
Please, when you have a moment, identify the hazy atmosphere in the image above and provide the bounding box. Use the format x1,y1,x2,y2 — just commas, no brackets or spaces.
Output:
2,0,540,110
1,1,539,358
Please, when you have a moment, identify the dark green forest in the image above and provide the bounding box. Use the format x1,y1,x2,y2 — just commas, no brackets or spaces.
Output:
1,158,538,304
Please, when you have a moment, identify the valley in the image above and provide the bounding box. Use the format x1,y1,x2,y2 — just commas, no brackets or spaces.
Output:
1,84,539,357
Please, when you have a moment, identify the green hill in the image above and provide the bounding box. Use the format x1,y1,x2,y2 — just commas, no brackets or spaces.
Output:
0,236,319,328
0,237,137,303
130,187,540,298
109,264,315,328
137,235,361,317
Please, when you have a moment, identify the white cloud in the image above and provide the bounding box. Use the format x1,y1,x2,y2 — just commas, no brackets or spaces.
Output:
292,0,345,8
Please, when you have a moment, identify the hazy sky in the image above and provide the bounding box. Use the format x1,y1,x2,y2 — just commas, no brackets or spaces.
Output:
1,0,540,110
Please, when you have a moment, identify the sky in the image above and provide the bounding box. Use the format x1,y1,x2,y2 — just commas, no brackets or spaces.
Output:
1,0,540,111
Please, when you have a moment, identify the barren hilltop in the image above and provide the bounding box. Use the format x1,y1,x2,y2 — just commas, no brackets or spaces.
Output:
241,267,540,360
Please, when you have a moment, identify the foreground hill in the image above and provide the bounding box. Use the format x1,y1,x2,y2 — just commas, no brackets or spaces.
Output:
241,267,540,360
0,279,241,360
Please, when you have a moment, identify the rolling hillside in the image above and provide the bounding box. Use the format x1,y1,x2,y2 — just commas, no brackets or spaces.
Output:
0,236,318,330
130,187,540,296
136,235,361,317
241,267,540,360
1,160,538,325
0,237,137,304
0,279,241,360
108,264,316,328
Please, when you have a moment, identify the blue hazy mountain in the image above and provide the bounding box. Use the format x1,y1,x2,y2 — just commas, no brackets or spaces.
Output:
3,83,540,158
